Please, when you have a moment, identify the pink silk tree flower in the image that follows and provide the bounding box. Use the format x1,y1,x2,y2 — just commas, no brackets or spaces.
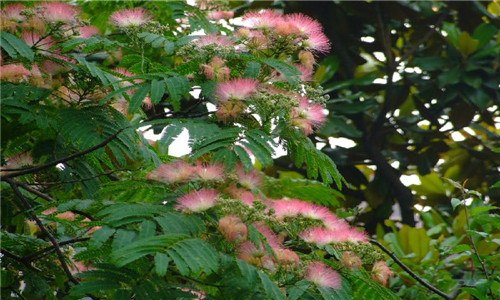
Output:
77,26,100,38
275,248,300,267
253,222,282,249
110,8,152,27
207,10,234,20
215,78,259,102
305,261,342,289
194,162,225,181
291,97,327,135
304,31,331,54
195,35,234,47
340,251,363,270
175,189,219,213
218,215,248,243
21,31,55,51
371,261,393,286
285,13,324,36
242,10,285,29
235,165,263,190
1,3,26,21
147,161,195,183
37,2,79,23
225,185,256,206
0,64,31,82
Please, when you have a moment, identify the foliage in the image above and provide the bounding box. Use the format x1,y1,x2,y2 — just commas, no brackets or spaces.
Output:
0,1,401,299
378,182,499,299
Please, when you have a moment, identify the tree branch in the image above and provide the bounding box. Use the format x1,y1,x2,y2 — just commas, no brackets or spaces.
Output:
1,128,128,179
5,178,79,285
370,239,453,300
1,248,41,272
24,237,90,263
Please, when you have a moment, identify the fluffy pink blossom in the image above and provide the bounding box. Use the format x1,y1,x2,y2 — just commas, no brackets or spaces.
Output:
286,14,324,36
21,31,54,51
275,248,300,267
304,31,331,53
300,227,368,246
305,261,342,289
194,162,225,181
296,64,313,81
253,222,282,249
37,2,79,23
291,97,327,135
372,261,393,287
195,35,234,47
147,161,195,183
201,56,230,81
243,10,285,29
175,189,219,212
225,185,256,206
235,165,262,190
77,26,100,38
111,8,152,27
1,3,26,21
0,64,30,82
215,100,246,122
237,241,276,271
299,50,316,69
218,215,248,243
340,251,363,270
208,10,234,20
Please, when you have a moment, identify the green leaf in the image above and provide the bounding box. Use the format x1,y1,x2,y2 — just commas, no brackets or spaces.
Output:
234,145,253,172
154,212,205,235
261,58,300,85
90,226,116,248
167,238,219,275
150,79,165,104
165,76,190,111
0,32,34,61
451,198,462,210
71,280,121,296
258,271,286,300
244,61,261,78
129,84,150,113
154,253,170,277
472,23,497,48
111,234,188,267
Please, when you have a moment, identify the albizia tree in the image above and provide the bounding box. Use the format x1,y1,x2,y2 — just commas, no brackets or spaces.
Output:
0,1,414,299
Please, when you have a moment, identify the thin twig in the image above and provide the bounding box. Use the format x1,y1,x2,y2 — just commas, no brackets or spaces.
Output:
1,248,41,272
369,239,452,300
22,169,121,186
1,128,127,179
24,237,90,263
5,178,79,285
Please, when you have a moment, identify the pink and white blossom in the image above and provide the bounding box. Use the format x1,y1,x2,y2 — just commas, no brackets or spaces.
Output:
195,35,234,47
1,3,26,21
291,97,327,135
147,161,195,183
372,261,393,287
304,31,331,53
208,10,234,20
0,64,31,82
37,2,79,23
218,215,248,243
194,162,225,181
175,189,219,212
235,165,263,190
111,8,151,27
77,26,100,38
305,261,342,289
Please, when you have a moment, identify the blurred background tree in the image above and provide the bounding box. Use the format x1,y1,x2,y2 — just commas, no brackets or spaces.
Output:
244,0,500,230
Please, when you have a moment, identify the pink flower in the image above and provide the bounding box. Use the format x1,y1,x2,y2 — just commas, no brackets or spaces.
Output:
304,32,331,54
201,56,230,81
37,2,79,23
195,35,234,47
21,31,55,50
286,14,324,36
111,8,151,27
305,262,342,289
235,165,262,190
296,64,313,81
0,64,30,82
299,50,316,69
291,97,327,135
77,26,100,38
340,251,363,270
300,227,368,246
215,101,246,123
147,161,195,183
371,261,393,287
208,11,234,20
237,241,276,271
253,222,282,249
275,248,300,267
225,185,256,206
175,189,219,212
194,162,225,181
1,3,26,21
218,215,248,243
242,10,285,29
